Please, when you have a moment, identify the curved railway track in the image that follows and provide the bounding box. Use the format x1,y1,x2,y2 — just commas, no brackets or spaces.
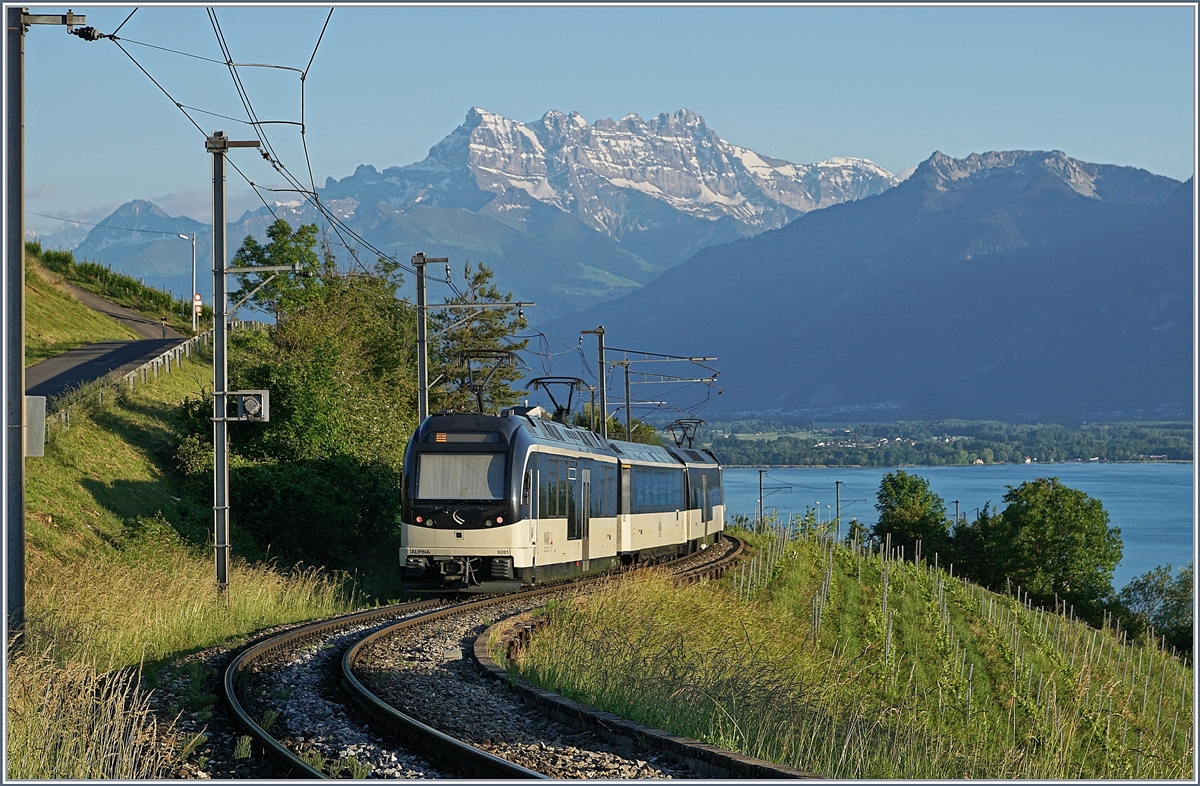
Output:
222,536,783,779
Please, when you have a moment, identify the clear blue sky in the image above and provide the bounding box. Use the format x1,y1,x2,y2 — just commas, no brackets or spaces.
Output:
20,3,1196,234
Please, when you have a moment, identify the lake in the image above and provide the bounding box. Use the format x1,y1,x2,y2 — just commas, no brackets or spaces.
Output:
722,462,1194,590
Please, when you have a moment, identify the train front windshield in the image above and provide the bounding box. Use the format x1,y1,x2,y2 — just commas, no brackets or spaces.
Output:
416,453,507,501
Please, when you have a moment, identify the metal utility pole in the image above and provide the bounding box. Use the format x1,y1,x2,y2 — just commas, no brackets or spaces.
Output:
413,253,531,420
622,360,632,440
208,130,260,591
598,345,719,443
179,233,197,333
835,480,842,540
581,327,606,440
953,499,960,528
6,6,86,637
414,253,429,421
758,469,765,529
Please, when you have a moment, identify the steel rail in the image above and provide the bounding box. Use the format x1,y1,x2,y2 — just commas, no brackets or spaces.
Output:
223,598,444,778
340,536,745,778
223,535,744,778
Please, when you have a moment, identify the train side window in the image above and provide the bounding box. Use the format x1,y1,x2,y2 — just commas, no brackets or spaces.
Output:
541,457,558,518
620,465,631,515
607,465,617,517
566,460,578,539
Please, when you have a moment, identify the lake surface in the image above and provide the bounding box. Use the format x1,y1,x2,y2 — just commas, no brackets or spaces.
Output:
722,463,1194,590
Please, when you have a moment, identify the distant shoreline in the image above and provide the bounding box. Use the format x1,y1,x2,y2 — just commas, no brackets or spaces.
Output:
721,459,1193,469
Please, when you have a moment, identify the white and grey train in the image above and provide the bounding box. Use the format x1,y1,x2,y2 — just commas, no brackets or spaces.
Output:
399,407,724,586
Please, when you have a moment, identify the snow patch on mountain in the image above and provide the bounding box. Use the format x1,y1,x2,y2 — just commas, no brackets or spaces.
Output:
327,107,899,238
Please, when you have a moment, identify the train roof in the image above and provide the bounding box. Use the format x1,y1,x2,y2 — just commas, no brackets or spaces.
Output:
415,410,719,468
666,445,721,467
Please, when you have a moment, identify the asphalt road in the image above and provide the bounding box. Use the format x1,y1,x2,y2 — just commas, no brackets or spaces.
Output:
25,339,187,399
25,286,190,399
64,283,186,341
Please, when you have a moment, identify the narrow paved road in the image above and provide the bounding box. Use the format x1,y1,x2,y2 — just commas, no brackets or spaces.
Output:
25,286,191,399
62,283,187,341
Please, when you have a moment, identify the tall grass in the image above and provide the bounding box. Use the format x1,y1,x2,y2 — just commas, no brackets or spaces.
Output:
513,524,1194,778
7,645,184,779
24,537,353,669
9,346,358,779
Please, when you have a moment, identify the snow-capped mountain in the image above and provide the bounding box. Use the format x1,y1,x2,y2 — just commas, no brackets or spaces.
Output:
323,107,898,245
63,109,900,322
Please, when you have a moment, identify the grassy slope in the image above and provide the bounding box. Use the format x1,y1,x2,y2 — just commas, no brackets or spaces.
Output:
23,353,352,669
515,528,1194,778
24,261,138,366
12,276,359,779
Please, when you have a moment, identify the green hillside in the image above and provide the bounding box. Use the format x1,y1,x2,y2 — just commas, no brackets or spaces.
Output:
11,353,353,779
513,527,1194,778
24,257,137,366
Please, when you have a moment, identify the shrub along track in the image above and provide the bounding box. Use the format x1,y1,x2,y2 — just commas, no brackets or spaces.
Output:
222,535,805,779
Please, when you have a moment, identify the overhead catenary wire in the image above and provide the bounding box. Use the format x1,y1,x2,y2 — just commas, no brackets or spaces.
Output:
110,7,137,37
77,13,722,421
26,210,196,236
102,32,279,219
301,8,334,195
203,7,435,281
88,9,461,285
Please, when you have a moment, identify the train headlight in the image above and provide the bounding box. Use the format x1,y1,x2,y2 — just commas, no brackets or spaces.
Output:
415,516,423,524
495,516,503,524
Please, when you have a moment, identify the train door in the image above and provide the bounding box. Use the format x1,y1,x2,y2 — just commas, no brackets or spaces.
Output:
702,472,710,537
525,462,538,581
579,467,591,563
618,463,631,554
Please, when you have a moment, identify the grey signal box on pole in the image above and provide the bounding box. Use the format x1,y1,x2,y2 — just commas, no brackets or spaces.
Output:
235,391,269,422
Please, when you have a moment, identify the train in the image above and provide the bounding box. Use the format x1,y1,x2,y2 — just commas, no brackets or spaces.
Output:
399,406,724,587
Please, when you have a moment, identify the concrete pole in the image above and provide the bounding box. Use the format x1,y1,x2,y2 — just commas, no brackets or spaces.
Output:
6,6,26,635
414,253,428,421
208,132,230,590
596,328,606,440
188,233,197,334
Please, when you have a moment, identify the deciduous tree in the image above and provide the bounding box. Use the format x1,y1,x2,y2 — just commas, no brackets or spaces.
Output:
1117,562,1192,653
872,470,949,557
997,477,1122,619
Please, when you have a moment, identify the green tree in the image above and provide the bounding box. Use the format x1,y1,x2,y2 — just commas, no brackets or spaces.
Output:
1117,562,1193,653
997,477,1122,621
872,470,949,557
228,220,326,320
232,261,417,468
184,222,420,565
429,262,528,414
947,502,1007,587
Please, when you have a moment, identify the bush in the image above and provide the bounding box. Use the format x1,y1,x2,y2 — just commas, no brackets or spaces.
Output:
229,455,401,560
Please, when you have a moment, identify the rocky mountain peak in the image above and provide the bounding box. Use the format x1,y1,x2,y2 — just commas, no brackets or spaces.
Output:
908,150,1177,204
322,107,899,240
108,199,170,220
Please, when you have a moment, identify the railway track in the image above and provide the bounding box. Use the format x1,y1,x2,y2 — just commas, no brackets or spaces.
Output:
220,535,809,779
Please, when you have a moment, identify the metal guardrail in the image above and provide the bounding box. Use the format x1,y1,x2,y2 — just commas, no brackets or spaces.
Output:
120,320,266,390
